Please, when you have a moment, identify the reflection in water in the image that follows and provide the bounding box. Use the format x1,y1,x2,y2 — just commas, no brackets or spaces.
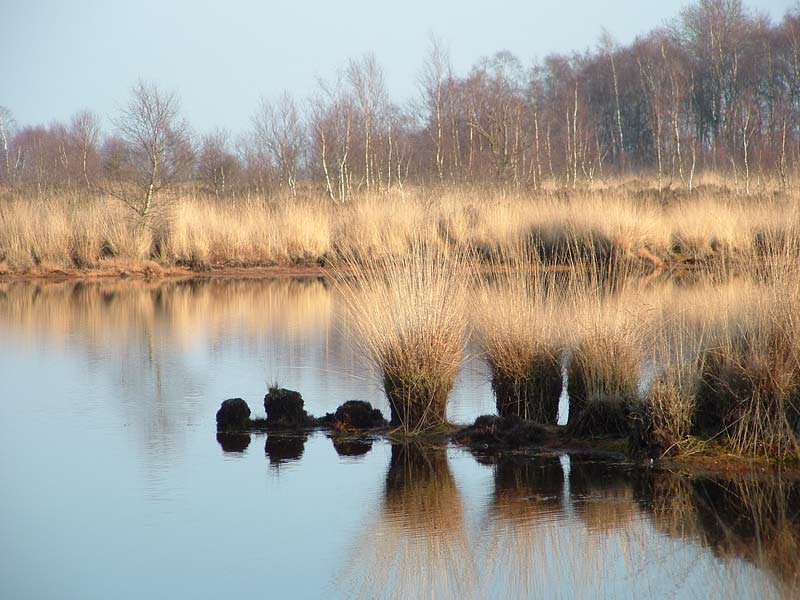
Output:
493,454,565,516
480,455,566,596
569,456,640,534
331,437,373,458
0,278,341,495
216,432,251,453
340,443,477,599
0,278,492,478
3,277,800,598
337,444,800,599
264,432,308,466
637,470,800,596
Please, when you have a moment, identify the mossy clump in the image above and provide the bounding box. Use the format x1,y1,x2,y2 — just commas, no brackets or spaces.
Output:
216,397,251,431
454,415,548,449
332,400,387,430
263,386,314,428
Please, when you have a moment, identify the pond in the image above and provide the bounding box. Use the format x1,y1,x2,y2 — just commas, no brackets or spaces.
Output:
0,278,797,599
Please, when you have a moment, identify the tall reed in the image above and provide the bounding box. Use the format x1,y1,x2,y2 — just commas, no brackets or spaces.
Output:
3,183,800,274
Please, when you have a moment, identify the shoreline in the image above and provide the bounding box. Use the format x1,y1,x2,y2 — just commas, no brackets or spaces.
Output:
0,258,708,284
227,420,800,477
0,262,332,283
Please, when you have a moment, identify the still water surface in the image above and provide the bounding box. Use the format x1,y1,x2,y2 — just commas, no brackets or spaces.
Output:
0,278,798,599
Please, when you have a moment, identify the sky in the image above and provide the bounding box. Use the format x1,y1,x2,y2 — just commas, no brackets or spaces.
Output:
1,0,795,135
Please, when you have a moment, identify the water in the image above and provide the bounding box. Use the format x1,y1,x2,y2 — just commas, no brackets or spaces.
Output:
0,278,797,599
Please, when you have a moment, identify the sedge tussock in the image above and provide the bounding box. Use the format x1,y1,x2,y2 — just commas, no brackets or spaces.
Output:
334,243,470,433
474,252,563,423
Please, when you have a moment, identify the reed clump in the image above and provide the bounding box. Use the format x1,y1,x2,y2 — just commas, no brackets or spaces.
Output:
630,312,705,456
567,333,640,437
679,269,799,458
565,286,643,437
633,364,699,456
696,321,800,460
475,256,563,424
334,244,469,433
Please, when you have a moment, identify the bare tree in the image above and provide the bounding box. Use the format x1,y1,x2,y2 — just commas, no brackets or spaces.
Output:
68,110,101,190
637,38,668,191
419,35,451,183
0,106,16,186
197,129,240,197
310,74,356,203
107,81,193,218
253,92,305,197
348,54,388,192
600,31,626,167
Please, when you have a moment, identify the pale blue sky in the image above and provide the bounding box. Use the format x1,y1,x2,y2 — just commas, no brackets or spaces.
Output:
1,0,795,134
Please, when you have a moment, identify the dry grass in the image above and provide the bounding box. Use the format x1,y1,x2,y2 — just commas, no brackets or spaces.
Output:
625,266,800,460
4,181,800,456
2,181,800,274
695,284,800,460
0,195,152,271
564,274,645,437
636,364,700,455
333,243,470,433
474,253,564,423
631,308,706,456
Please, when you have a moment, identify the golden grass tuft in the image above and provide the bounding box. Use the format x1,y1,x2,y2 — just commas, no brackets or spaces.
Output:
475,253,564,423
564,278,644,437
696,307,800,459
334,243,470,433
636,365,699,455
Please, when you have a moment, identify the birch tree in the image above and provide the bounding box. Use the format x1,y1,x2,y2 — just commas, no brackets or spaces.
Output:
107,81,193,219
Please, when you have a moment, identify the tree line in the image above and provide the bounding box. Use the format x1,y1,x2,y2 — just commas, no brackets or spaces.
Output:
1,0,799,212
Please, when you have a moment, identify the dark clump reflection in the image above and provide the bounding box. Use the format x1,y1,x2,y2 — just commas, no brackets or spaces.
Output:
493,454,565,520
264,432,308,466
216,432,251,453
568,456,641,533
339,443,477,598
477,454,569,596
331,437,373,458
